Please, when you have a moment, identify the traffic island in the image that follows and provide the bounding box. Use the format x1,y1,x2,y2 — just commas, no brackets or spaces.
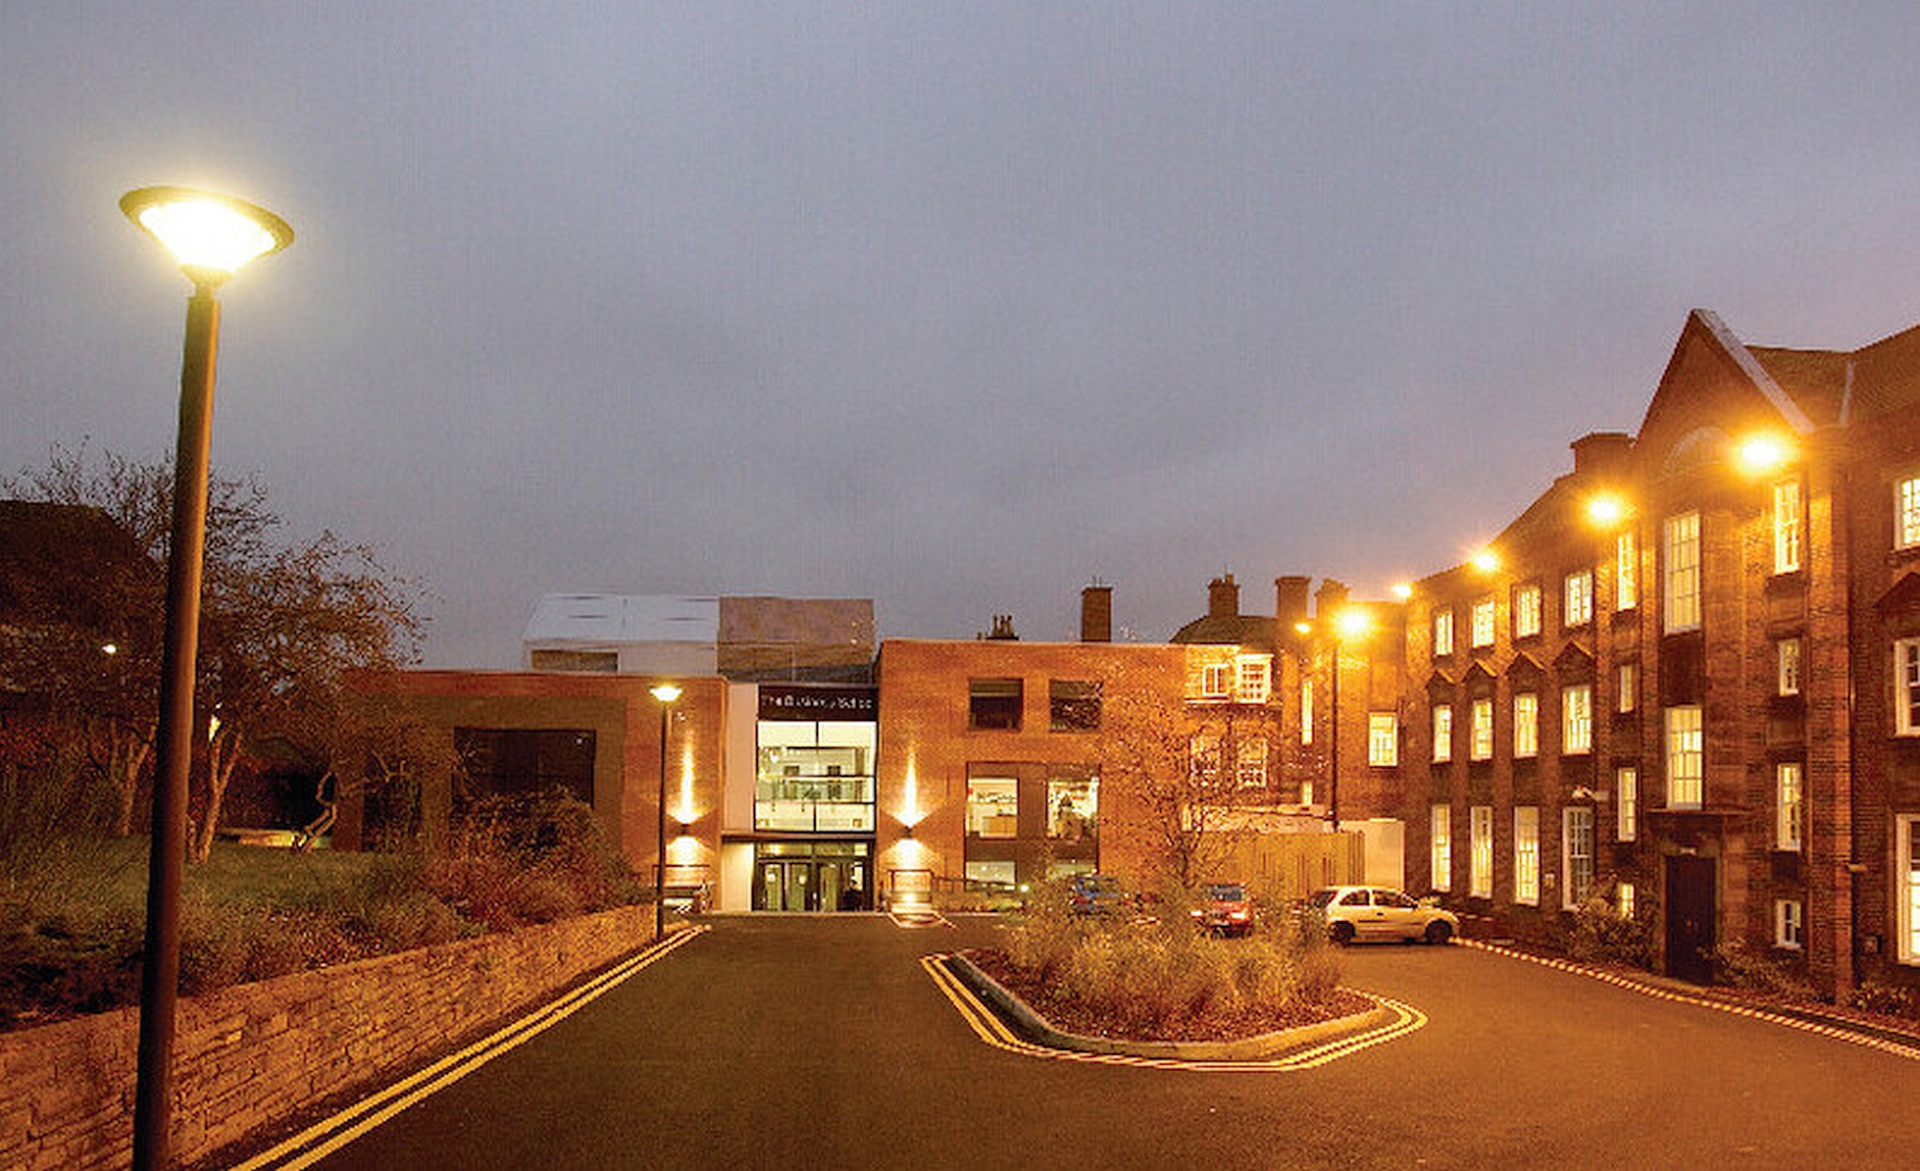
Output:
942,952,1398,1063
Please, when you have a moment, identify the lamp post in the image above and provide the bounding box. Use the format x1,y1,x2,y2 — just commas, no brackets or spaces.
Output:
650,683,682,940
121,186,292,1171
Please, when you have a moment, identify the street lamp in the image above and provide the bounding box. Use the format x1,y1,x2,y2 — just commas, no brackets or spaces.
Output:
650,683,682,939
122,185,291,1171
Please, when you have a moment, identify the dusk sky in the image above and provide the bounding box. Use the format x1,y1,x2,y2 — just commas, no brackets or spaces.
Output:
5,3,1919,667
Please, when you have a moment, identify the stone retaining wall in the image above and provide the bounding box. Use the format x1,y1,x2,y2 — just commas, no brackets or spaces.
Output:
0,905,656,1171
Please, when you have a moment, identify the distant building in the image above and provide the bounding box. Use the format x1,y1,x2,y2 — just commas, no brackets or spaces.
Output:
522,594,874,683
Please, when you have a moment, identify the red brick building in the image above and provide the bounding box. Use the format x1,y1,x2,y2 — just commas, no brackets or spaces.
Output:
1402,309,1920,997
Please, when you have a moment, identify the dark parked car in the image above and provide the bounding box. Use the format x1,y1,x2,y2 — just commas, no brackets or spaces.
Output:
1190,882,1254,936
1068,872,1128,916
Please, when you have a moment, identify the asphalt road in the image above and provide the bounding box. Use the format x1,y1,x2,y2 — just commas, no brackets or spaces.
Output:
288,914,1917,1170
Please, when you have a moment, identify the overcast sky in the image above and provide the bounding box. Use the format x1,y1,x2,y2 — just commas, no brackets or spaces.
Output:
5,3,1919,666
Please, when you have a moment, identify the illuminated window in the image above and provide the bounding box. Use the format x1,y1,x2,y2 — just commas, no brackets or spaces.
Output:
1773,479,1802,574
1190,734,1221,784
1616,767,1638,842
1898,477,1920,549
1774,899,1803,949
968,678,1022,731
1896,638,1920,736
1617,662,1637,713
1047,776,1098,842
965,777,1017,837
1563,807,1594,909
1470,698,1494,761
1200,663,1230,699
1615,530,1638,610
1430,804,1452,891
1235,655,1272,703
1368,713,1398,767
1665,705,1704,809
1664,513,1701,632
1471,805,1494,898
1776,762,1803,851
1471,598,1496,648
1236,737,1269,788
1562,683,1593,755
1564,570,1594,628
1299,678,1313,745
1515,806,1539,905
1513,584,1542,638
1776,639,1802,697
1432,608,1455,656
1431,704,1452,763
1513,693,1538,759
1618,881,1636,920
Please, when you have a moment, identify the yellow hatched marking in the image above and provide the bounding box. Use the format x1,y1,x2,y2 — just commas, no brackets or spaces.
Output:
920,954,1425,1072
1460,940,1920,1062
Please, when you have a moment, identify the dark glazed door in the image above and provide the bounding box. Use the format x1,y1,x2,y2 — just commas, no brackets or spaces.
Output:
1664,855,1717,983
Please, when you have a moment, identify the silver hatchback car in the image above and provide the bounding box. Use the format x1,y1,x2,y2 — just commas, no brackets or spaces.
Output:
1308,885,1459,945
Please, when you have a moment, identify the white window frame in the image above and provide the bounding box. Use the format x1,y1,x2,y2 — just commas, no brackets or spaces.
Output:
1299,678,1313,745
1235,655,1272,703
1513,693,1538,759
1897,638,1920,737
1471,599,1496,648
1616,530,1638,610
1899,815,1920,965
1470,805,1494,898
1563,806,1595,909
1433,608,1454,657
1618,881,1636,920
1470,698,1494,761
1368,712,1398,767
1665,705,1704,809
1201,662,1230,699
1513,583,1542,639
1432,704,1453,763
1774,899,1804,950
1562,683,1593,756
1898,476,1920,550
1615,767,1638,842
1514,806,1540,906
1236,737,1269,788
1773,479,1802,574
1776,762,1803,851
1777,638,1802,698
1430,804,1452,891
1564,569,1594,628
1664,512,1702,633
1617,661,1637,714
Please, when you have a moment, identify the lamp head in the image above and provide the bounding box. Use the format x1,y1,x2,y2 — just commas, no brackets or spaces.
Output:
1390,582,1414,602
1334,608,1373,640
1734,432,1795,477
650,682,683,704
1584,493,1628,527
1470,548,1500,574
120,186,292,286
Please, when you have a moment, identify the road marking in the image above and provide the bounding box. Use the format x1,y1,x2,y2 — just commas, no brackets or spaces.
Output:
232,925,708,1171
1459,939,1920,1062
920,954,1425,1072
889,907,954,929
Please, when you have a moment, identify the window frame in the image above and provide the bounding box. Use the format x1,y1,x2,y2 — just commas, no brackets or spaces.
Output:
1776,638,1802,698
1048,679,1102,732
1234,655,1272,704
1430,804,1452,891
1563,806,1595,910
1514,806,1540,906
1200,663,1230,700
1615,529,1638,610
968,678,1024,731
1616,766,1638,842
1471,598,1496,648
1899,815,1920,966
1470,698,1494,762
1664,512,1702,633
1773,478,1802,574
1432,608,1455,657
1774,899,1804,950
1617,661,1637,714
1431,703,1453,763
1299,678,1313,745
1665,705,1704,809
1368,712,1399,767
1897,476,1920,550
1236,737,1269,788
1470,805,1494,898
1776,761,1804,851
1513,692,1539,759
1563,569,1594,629
1513,583,1542,639
964,776,1019,838
1562,683,1593,756
1896,638,1920,737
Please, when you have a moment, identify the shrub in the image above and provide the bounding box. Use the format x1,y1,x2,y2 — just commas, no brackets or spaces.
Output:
1848,977,1920,1021
1565,884,1657,969
1710,939,1815,1003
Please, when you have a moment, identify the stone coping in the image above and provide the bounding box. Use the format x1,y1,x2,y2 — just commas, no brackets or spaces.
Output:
945,952,1395,1061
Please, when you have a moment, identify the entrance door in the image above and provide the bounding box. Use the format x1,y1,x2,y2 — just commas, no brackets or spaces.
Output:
755,860,814,911
1664,855,1717,983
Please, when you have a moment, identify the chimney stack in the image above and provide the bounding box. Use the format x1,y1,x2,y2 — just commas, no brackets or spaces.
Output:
1208,573,1241,620
1080,583,1113,643
1314,578,1350,620
1275,575,1312,628
1571,431,1632,478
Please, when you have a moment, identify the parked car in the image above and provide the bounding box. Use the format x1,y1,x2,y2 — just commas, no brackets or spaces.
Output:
1190,882,1254,936
1067,872,1128,916
1307,885,1458,945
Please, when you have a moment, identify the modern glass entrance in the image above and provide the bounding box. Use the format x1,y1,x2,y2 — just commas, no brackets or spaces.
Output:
752,842,871,911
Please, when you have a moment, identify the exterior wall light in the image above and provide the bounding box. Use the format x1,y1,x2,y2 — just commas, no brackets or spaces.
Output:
1735,433,1796,477
1584,493,1629,527
1391,582,1414,601
1471,549,1501,574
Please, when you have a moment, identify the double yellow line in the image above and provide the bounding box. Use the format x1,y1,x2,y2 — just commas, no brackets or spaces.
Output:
919,953,1425,1072
234,926,708,1170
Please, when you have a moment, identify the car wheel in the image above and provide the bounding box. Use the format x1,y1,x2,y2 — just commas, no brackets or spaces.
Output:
1424,920,1453,945
1329,921,1356,946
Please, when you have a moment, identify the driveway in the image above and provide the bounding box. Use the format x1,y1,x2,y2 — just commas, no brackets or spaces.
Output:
272,914,1916,1170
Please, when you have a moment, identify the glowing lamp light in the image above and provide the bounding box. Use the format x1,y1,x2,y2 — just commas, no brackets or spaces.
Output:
1470,549,1500,574
1585,494,1628,527
120,187,292,283
102,643,119,656
650,682,683,704
1334,608,1373,639
1391,582,1413,602
1735,433,1795,477
1293,620,1313,636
